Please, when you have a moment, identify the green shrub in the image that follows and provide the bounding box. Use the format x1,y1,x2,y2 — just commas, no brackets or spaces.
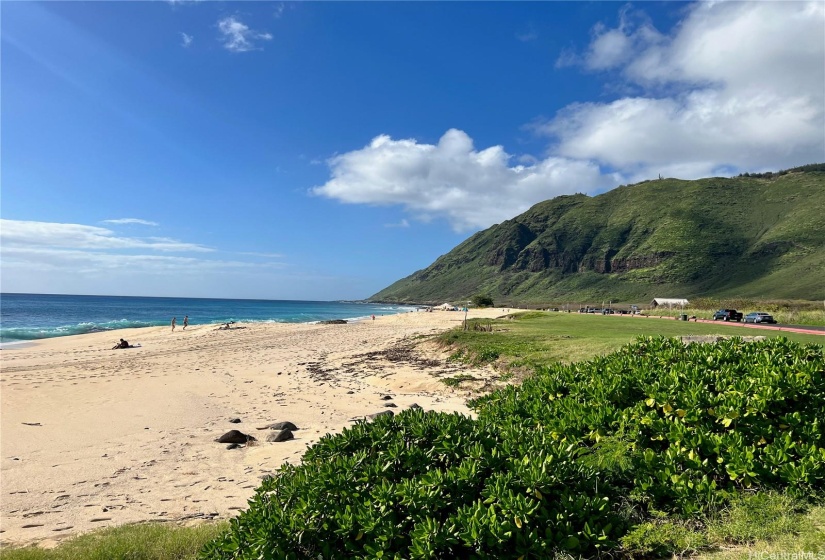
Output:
201,410,623,559
473,337,825,515
439,373,478,387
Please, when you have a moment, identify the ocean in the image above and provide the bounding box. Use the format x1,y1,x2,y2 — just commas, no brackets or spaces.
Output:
0,293,415,343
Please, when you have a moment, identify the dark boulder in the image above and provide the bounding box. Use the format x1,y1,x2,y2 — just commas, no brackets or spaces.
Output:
228,418,241,424
320,319,347,325
256,421,299,431
366,410,394,420
215,430,256,444
266,429,294,442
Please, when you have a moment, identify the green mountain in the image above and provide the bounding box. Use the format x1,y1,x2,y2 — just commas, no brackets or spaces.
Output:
371,166,825,304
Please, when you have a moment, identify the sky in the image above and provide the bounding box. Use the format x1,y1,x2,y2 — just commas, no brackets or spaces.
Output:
1,1,823,301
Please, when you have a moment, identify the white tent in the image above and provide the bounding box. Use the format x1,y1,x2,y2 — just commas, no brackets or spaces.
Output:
439,303,456,310
650,298,689,308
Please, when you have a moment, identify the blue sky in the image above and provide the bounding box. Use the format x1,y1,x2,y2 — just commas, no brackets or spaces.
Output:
2,1,823,300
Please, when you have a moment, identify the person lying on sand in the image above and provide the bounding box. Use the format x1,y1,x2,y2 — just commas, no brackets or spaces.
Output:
112,338,138,349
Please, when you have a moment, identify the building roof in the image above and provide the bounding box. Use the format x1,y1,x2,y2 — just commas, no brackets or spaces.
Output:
650,298,690,306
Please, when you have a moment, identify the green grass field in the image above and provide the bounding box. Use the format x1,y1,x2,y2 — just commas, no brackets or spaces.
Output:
438,310,824,368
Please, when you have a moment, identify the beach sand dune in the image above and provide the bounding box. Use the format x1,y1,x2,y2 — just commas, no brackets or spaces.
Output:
0,308,505,546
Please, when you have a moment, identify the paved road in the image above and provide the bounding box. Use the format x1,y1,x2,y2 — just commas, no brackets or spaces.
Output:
769,323,825,333
691,318,824,336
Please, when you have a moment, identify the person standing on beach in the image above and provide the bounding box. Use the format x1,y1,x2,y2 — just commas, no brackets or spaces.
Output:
183,316,189,330
171,317,177,331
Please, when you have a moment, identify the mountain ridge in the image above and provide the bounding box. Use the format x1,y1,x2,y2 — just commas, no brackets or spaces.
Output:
371,166,825,304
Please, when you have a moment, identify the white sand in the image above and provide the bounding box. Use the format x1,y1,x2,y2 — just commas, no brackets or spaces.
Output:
0,308,506,546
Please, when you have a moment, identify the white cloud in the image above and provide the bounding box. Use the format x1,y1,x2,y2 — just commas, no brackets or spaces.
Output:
102,218,159,226
180,32,193,48
1,219,211,252
240,251,285,259
312,2,822,233
384,219,410,229
312,129,612,231
516,27,538,43
0,215,319,299
217,16,272,53
0,219,289,296
0,247,279,278
543,1,825,180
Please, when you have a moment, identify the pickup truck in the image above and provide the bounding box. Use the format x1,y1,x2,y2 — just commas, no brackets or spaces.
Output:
713,309,743,322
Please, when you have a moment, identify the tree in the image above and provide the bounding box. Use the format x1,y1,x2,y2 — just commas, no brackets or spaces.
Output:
472,294,494,307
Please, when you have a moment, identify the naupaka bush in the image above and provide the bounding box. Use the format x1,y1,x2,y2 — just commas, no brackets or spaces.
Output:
474,337,824,516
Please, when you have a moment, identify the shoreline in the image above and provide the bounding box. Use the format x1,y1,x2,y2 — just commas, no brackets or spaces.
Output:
0,308,506,547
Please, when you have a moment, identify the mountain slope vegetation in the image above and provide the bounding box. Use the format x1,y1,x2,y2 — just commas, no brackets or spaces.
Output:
372,167,825,303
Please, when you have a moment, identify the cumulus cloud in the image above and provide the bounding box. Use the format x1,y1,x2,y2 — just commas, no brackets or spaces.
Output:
102,218,159,226
217,16,272,53
312,129,612,231
543,1,825,180
312,2,822,232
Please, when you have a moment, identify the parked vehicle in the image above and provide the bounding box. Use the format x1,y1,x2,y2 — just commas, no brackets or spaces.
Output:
744,312,777,324
713,309,743,322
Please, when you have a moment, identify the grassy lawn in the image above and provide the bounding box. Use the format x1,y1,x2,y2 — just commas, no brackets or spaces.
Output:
696,503,825,559
0,522,226,560
440,310,824,367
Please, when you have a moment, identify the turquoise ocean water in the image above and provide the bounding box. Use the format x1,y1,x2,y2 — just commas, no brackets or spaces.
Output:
0,293,415,343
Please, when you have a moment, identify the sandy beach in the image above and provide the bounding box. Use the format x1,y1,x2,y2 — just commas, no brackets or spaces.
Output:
0,308,507,547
